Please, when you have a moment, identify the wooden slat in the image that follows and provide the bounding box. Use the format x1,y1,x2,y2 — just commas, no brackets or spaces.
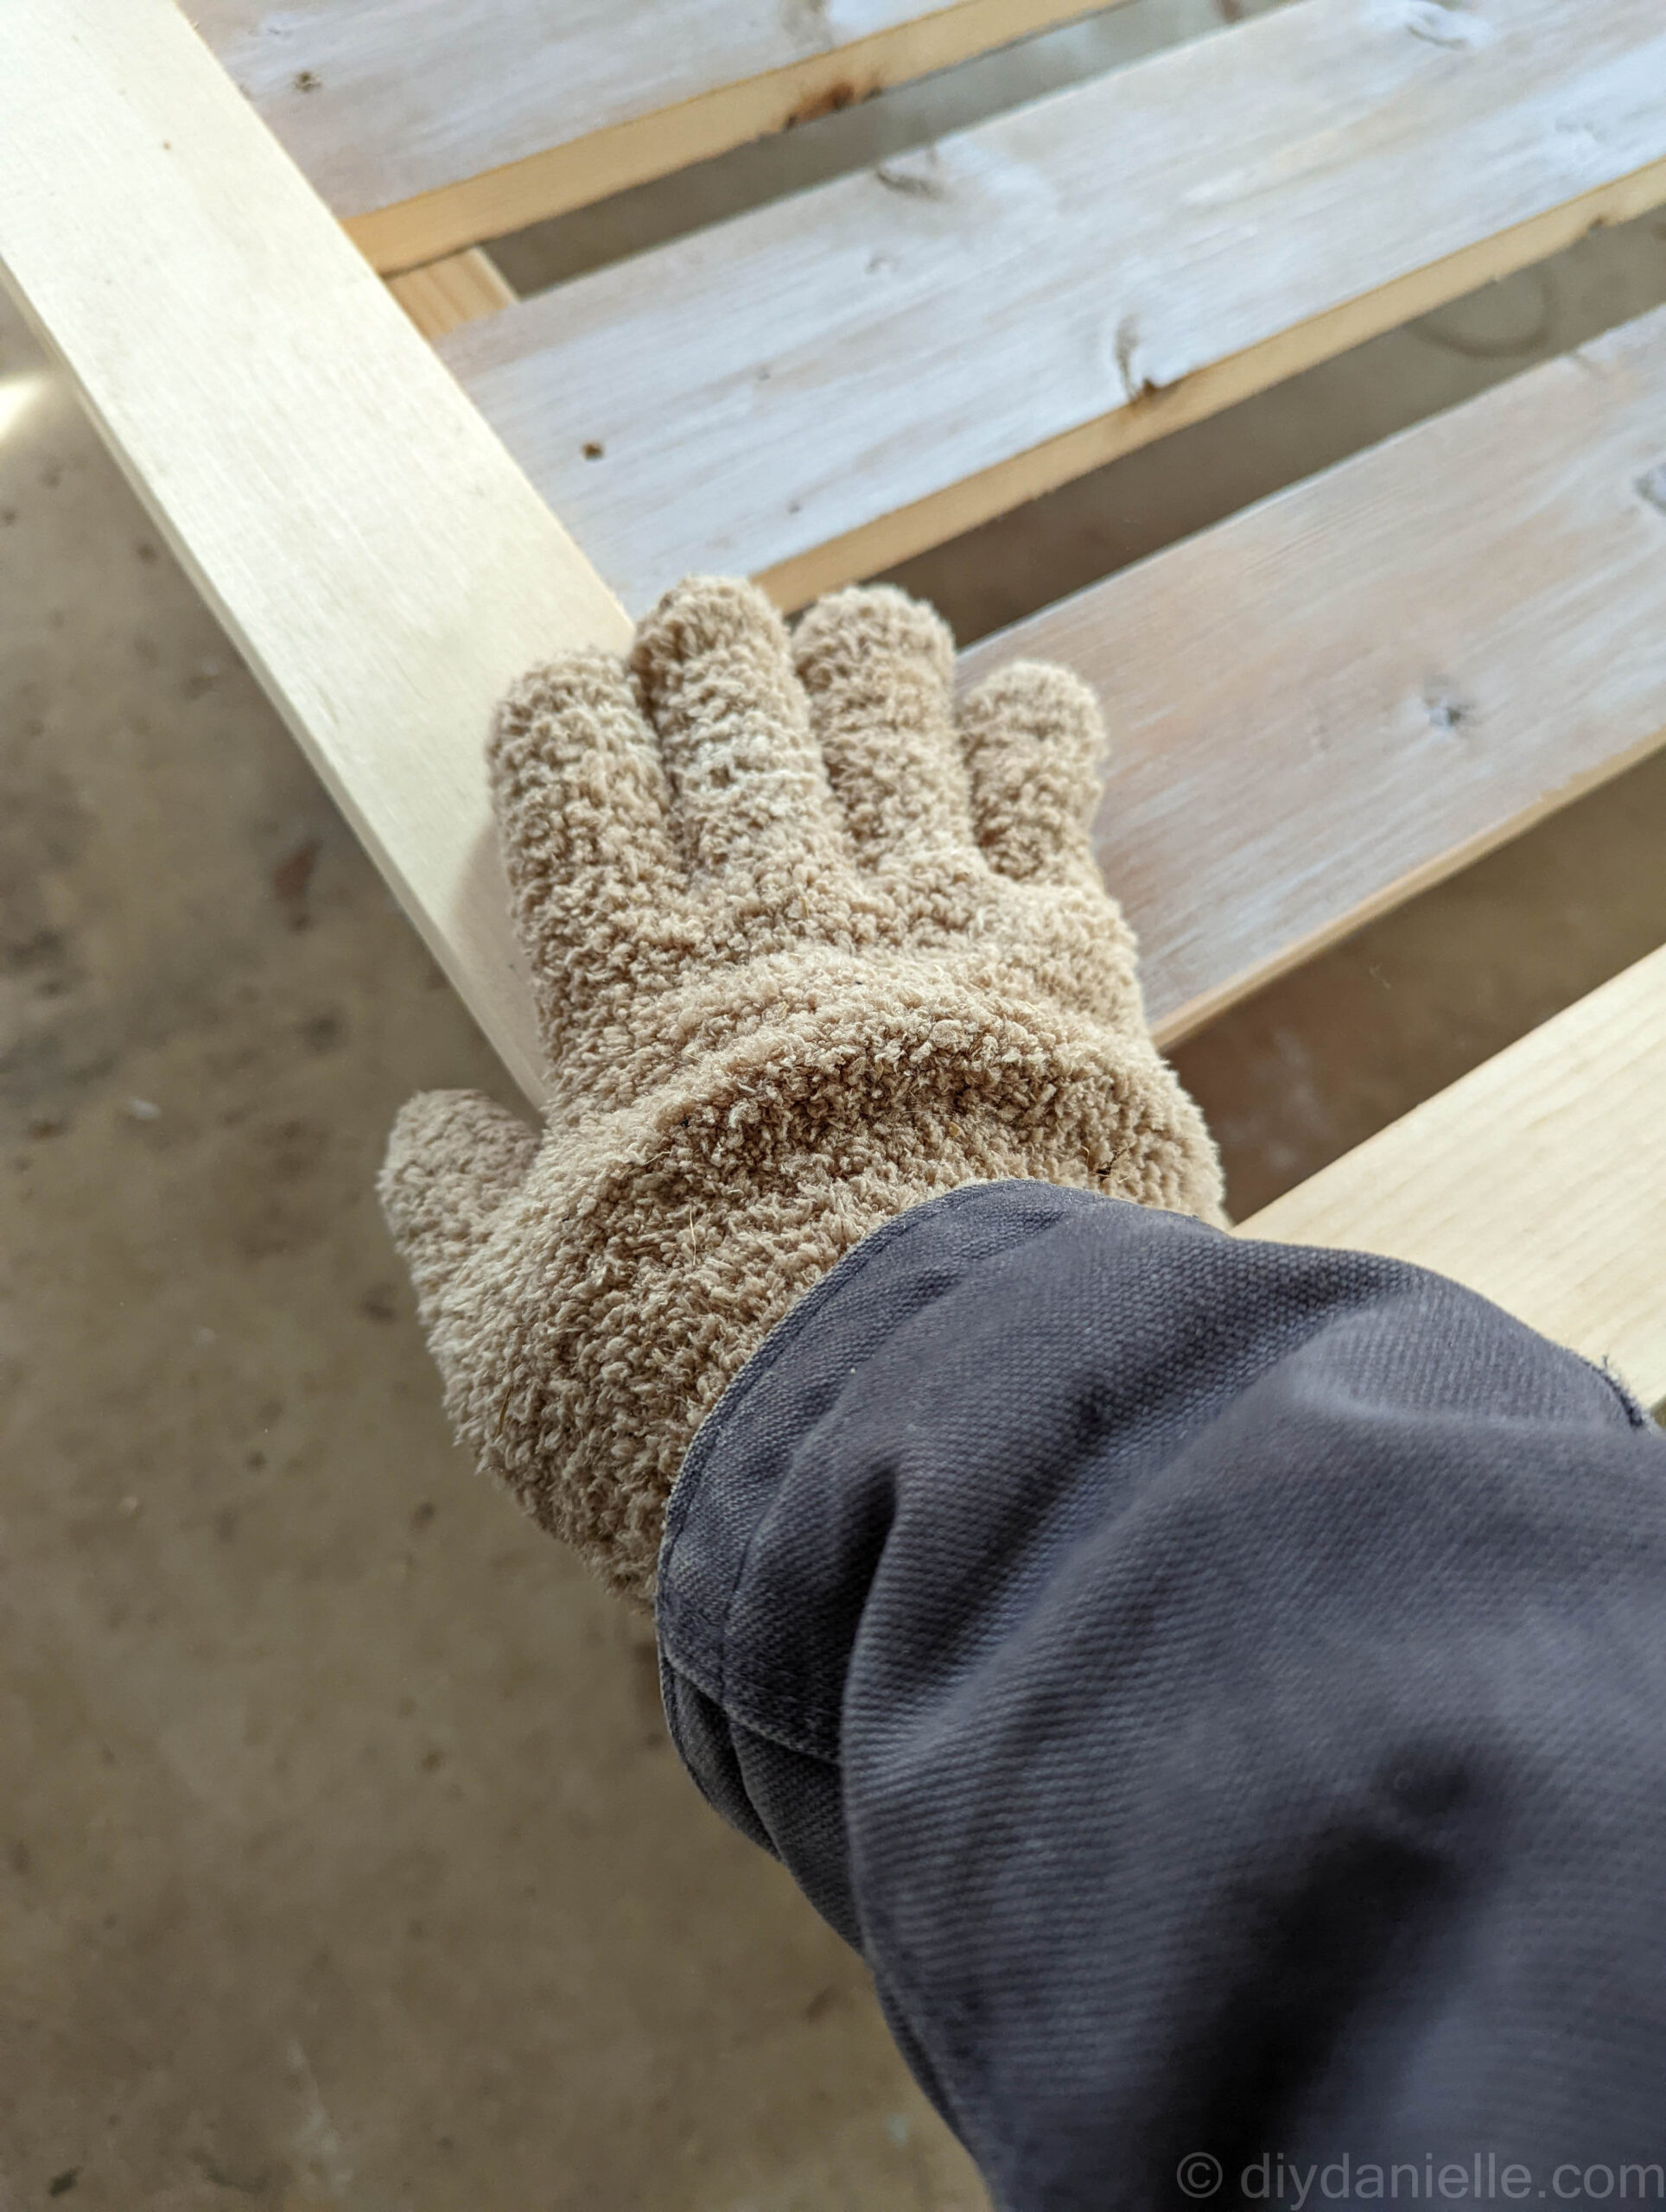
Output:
194,0,1116,274
389,247,517,341
442,0,1666,614
0,0,632,1104
960,304,1666,1044
1239,947,1666,1409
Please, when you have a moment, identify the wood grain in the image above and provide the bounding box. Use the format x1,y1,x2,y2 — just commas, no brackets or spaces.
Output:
960,304,1666,1044
194,0,1116,272
0,0,632,1103
442,0,1666,613
1239,945,1666,1408
7,1,1664,1118
389,247,516,340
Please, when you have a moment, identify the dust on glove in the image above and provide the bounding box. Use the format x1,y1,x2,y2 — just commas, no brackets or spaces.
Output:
378,578,1223,1602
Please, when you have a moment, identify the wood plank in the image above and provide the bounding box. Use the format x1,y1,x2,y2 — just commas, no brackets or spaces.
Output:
0,0,632,1105
442,0,1666,614
194,0,1117,273
959,304,1666,1045
389,247,517,341
1238,947,1666,1409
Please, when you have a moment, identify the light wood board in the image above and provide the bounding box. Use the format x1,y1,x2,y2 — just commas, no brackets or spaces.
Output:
194,0,1116,272
1239,945,1666,1408
442,0,1666,613
960,303,1666,1043
0,0,633,1104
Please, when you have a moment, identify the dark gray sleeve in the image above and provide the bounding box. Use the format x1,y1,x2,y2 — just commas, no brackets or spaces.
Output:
655,1182,1666,2212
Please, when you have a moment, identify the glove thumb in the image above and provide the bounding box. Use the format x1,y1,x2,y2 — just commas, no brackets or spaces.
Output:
378,1089,537,1327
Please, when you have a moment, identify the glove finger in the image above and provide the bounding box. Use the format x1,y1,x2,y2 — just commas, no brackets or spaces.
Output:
489,651,688,1058
378,1090,537,1329
792,585,975,874
957,659,1105,886
631,576,846,893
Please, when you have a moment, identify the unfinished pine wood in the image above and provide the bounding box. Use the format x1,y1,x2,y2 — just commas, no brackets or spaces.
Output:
195,0,1116,273
0,0,632,1104
389,247,517,341
1239,946,1666,1407
960,302,1666,1044
443,0,1666,614
7,0,1664,1110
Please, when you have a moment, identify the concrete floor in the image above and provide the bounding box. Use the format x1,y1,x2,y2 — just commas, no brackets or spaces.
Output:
4,12,1666,2206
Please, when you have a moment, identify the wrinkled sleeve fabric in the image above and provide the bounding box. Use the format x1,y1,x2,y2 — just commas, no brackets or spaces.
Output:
655,1182,1666,2212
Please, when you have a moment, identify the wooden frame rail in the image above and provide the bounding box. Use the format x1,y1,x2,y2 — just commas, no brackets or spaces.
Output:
1,0,630,1103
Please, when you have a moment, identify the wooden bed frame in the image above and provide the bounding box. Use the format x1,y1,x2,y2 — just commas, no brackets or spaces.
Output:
3,0,1663,1406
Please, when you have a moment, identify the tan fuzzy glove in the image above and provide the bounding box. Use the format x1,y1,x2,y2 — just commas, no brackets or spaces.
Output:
379,579,1223,1602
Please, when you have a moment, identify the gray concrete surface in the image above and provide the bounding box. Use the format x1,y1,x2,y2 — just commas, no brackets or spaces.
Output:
4,10,1666,2204
0,299,986,2209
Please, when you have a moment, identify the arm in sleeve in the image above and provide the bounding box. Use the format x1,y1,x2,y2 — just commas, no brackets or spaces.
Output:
656,1182,1666,2212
